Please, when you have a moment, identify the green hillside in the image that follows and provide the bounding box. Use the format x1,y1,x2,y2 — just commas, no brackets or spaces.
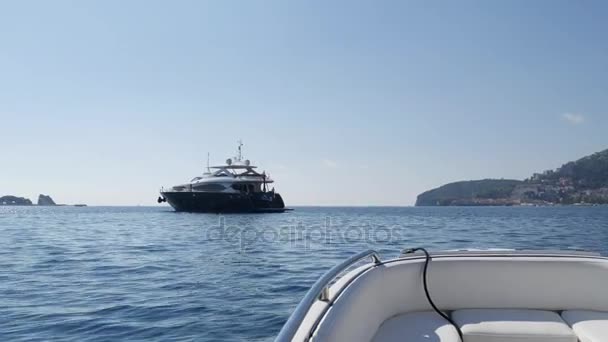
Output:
416,148,608,206
415,179,522,206
529,149,608,188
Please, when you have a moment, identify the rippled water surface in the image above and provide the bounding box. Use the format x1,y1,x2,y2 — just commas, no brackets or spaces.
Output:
1,206,607,341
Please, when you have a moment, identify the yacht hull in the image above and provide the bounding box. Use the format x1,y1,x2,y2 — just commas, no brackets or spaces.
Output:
160,191,287,213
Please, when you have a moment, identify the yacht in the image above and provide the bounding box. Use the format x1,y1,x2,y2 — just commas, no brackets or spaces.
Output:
276,249,608,342
158,141,289,213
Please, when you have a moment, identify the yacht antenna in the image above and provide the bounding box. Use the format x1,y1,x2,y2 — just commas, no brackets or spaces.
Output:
237,139,243,161
206,152,210,172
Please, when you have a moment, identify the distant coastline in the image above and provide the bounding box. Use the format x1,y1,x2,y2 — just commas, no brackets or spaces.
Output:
416,148,608,206
0,194,86,207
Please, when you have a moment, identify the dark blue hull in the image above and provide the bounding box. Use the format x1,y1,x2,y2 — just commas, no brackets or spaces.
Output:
160,191,287,213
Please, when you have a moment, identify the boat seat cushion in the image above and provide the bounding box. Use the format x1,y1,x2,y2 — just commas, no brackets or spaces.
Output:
372,311,460,342
452,309,576,342
561,310,608,342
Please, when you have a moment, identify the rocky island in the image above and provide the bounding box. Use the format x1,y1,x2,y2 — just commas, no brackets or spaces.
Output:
0,194,86,207
0,195,33,206
416,148,608,206
37,194,57,206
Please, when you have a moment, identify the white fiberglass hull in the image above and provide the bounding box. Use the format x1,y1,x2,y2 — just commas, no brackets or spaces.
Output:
277,250,608,342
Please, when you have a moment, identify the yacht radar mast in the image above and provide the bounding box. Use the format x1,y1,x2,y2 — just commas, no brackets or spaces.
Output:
206,152,210,173
237,139,243,162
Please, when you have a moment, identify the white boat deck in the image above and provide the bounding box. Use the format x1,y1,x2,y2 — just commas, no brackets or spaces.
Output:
276,250,608,342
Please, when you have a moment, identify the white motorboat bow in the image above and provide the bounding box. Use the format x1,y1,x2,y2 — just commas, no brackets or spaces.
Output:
276,249,608,342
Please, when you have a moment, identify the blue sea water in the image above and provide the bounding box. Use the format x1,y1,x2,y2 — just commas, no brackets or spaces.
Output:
1,205,607,341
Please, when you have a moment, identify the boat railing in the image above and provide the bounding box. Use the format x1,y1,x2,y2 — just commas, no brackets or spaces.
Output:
275,250,381,342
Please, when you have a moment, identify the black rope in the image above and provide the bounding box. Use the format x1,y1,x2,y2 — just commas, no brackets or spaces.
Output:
403,248,463,341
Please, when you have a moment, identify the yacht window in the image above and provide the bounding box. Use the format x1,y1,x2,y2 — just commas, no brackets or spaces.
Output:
232,184,256,192
193,183,226,191
232,184,250,191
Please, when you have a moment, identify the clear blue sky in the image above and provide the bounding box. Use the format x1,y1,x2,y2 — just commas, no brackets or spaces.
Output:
1,0,607,206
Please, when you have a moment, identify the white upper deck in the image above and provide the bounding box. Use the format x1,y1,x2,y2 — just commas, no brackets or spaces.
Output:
187,140,274,185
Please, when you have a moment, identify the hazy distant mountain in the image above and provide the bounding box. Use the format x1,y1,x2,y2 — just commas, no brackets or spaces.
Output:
416,148,608,206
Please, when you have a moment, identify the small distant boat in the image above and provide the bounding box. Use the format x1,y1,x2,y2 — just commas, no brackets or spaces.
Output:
158,141,290,213
277,249,608,342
